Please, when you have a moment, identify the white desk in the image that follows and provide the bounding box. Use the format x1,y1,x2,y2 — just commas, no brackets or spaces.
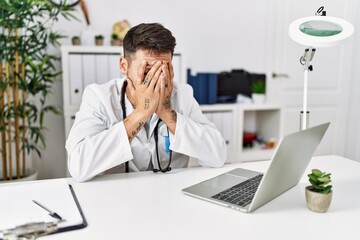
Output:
40,155,359,239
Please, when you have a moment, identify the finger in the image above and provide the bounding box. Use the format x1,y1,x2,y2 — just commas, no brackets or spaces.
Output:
156,74,162,94
159,73,165,93
161,62,170,81
168,61,175,82
143,61,162,86
159,73,171,111
161,63,170,89
135,60,147,86
149,65,162,89
168,61,175,89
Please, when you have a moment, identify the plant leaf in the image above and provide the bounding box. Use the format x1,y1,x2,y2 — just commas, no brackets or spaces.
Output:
321,185,332,194
312,169,322,177
318,176,331,184
308,174,320,184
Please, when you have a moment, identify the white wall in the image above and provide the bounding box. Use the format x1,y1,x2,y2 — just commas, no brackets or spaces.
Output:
55,0,272,73
39,0,360,179
345,2,360,162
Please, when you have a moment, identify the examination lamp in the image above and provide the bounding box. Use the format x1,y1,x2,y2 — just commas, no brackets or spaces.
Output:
288,6,354,130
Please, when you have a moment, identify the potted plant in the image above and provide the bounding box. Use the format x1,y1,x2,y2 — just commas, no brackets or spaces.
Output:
110,33,122,46
305,169,333,213
94,35,104,46
251,80,266,104
0,0,74,181
72,36,81,46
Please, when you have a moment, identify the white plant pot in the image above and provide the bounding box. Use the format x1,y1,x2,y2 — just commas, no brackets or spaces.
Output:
305,186,332,213
0,168,38,183
252,93,266,104
0,144,36,182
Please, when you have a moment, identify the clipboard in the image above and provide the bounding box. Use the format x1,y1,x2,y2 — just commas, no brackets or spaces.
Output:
55,184,87,233
0,179,87,239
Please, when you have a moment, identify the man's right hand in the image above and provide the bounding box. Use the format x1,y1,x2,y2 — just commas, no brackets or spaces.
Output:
123,60,162,142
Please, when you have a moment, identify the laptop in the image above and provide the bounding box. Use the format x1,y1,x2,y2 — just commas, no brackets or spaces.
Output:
182,122,330,213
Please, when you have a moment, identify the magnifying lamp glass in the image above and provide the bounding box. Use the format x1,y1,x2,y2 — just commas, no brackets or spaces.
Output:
288,8,354,130
289,16,354,47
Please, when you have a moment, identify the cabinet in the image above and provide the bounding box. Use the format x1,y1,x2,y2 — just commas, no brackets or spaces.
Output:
200,103,283,163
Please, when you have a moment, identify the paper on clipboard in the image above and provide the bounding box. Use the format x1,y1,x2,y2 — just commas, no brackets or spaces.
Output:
0,179,85,231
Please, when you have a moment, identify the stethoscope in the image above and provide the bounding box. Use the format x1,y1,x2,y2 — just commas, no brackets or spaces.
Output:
120,80,172,173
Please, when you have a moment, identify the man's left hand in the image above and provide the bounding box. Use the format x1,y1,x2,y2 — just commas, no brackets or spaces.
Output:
156,61,177,134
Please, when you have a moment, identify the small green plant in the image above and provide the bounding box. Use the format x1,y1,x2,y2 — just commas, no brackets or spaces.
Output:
111,33,118,40
95,35,104,40
252,80,266,94
308,169,332,194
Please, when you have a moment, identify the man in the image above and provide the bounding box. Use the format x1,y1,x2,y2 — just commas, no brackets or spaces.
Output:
66,23,227,182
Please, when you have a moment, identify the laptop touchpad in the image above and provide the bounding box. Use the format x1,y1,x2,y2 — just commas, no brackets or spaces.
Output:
201,174,247,189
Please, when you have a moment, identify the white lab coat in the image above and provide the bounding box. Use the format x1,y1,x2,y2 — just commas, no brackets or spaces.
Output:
66,78,227,182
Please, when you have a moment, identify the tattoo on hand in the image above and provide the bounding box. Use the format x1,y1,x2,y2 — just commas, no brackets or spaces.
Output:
163,96,171,110
144,98,150,109
171,110,177,123
136,122,144,132
143,75,151,85
130,122,144,139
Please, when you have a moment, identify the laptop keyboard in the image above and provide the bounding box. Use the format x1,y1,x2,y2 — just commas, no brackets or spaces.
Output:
211,174,263,207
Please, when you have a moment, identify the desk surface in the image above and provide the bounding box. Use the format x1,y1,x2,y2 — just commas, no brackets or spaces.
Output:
41,155,360,239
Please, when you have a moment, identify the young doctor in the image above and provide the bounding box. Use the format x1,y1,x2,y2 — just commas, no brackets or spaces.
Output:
66,23,227,182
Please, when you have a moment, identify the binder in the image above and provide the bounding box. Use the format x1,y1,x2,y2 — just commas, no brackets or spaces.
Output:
187,71,219,105
197,73,208,105
187,69,198,100
69,54,83,105
95,54,109,84
207,73,218,104
0,179,87,239
82,54,97,87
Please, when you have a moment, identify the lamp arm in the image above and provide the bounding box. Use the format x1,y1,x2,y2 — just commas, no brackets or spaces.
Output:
300,47,316,130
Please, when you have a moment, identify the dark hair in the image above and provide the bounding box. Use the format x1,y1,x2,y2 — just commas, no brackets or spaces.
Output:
123,23,176,59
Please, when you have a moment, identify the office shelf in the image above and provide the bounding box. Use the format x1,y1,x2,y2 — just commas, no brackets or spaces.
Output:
200,103,283,163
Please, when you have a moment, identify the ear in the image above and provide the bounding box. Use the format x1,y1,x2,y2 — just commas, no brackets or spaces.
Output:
119,56,128,76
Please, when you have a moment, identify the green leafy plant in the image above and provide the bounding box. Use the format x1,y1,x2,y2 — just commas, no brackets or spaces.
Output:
308,169,332,194
251,80,266,94
95,35,104,40
111,33,118,40
0,0,75,180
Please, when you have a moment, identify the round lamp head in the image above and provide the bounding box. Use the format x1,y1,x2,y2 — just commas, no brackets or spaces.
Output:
289,16,354,47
